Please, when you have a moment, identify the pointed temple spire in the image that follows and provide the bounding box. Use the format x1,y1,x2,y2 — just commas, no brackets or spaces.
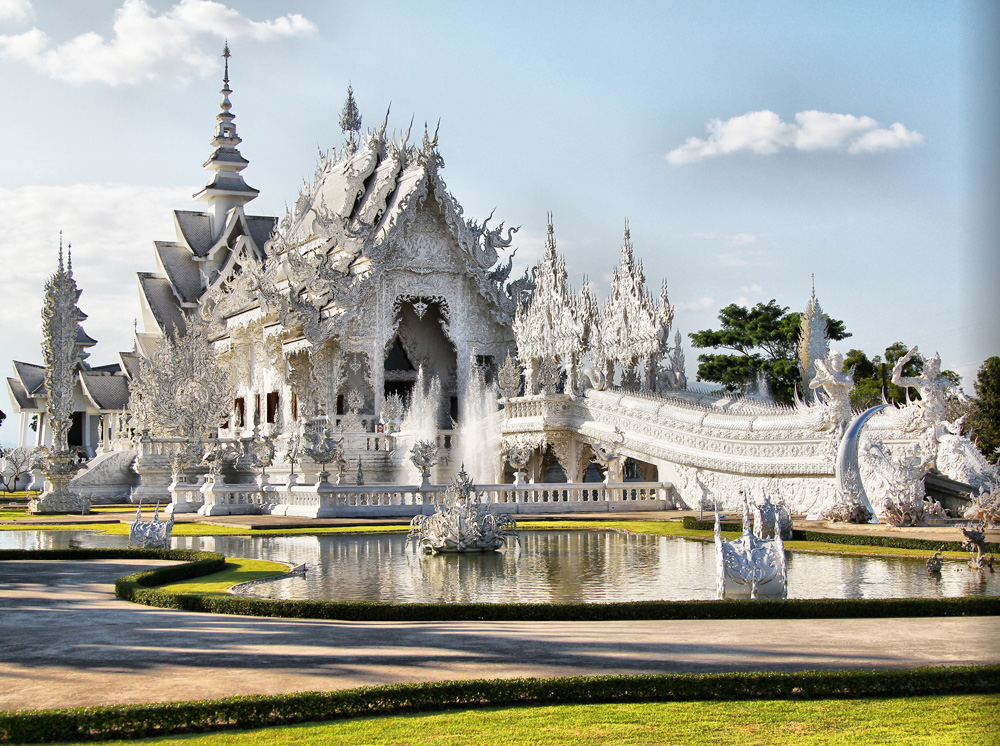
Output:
193,42,259,240
798,275,830,402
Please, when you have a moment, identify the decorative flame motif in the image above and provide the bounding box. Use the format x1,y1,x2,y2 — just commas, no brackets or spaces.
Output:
408,469,518,554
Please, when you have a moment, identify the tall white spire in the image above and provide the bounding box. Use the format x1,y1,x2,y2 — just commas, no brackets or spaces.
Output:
798,274,830,402
193,43,259,239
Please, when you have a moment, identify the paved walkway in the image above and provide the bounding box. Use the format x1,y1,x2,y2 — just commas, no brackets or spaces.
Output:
1,560,997,712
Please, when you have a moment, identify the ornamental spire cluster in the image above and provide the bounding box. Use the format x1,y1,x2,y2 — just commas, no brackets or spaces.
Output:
41,234,93,451
513,216,678,396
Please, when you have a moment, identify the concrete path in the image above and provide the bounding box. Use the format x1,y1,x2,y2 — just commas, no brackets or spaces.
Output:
1,560,997,712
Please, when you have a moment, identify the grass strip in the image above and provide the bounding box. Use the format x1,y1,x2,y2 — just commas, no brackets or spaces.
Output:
1,666,996,744
23,695,998,746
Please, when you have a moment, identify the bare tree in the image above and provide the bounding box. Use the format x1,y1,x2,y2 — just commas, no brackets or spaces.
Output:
0,447,34,492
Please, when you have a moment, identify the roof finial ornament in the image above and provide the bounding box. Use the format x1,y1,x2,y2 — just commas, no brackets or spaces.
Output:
810,272,816,302
222,41,230,85
340,82,362,154
66,241,72,275
58,230,64,272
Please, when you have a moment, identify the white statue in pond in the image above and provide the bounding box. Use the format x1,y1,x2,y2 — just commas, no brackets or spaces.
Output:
715,492,787,600
408,469,518,554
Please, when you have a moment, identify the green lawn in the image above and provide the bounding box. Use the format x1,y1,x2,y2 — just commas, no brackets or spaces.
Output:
158,557,291,594
39,695,999,746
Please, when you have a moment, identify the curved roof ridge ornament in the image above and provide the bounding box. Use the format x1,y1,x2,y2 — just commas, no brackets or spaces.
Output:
835,403,889,524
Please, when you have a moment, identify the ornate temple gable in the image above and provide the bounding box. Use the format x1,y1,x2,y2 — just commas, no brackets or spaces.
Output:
257,114,526,350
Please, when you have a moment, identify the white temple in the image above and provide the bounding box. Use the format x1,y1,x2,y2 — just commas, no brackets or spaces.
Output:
7,48,996,519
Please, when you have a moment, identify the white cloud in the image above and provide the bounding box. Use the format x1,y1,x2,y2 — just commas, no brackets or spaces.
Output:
674,296,715,312
738,284,763,294
0,0,32,23
848,122,925,153
0,0,317,85
667,109,924,164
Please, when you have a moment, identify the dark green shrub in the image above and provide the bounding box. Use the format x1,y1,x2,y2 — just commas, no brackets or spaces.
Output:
1,666,996,743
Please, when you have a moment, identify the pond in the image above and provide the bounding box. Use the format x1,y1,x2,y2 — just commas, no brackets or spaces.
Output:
2,528,994,603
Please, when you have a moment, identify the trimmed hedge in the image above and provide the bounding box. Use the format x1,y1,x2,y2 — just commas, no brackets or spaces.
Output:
680,516,997,553
1,666,997,744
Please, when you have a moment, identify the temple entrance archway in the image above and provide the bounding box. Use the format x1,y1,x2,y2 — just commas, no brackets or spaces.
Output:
386,297,457,428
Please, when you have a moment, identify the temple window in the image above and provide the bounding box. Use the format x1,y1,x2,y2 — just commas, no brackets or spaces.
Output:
234,397,245,428
266,391,279,424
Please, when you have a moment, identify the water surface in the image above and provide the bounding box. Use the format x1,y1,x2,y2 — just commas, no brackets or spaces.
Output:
3,528,993,603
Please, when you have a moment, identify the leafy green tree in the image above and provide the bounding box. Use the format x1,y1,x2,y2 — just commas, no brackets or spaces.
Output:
968,356,1000,464
689,300,849,405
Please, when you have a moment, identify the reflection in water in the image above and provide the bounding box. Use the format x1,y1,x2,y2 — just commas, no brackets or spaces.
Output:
2,529,996,603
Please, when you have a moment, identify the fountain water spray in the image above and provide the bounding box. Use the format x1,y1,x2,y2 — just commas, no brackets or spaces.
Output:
456,362,501,483
394,367,442,483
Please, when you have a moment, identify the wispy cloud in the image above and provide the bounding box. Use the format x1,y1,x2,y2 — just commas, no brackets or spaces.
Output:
716,250,769,267
0,0,316,85
0,0,32,23
674,296,715,312
694,231,758,247
667,110,923,164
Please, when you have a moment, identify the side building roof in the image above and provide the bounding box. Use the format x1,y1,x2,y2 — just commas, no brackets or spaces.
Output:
79,371,131,411
137,272,188,338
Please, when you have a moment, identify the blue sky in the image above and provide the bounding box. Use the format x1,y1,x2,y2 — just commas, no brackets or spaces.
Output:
0,0,996,445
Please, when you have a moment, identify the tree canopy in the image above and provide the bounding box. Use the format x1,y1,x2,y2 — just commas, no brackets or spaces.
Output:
689,300,849,405
968,356,1000,464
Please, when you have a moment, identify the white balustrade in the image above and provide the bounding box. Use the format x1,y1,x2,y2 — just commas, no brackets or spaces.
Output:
177,476,670,518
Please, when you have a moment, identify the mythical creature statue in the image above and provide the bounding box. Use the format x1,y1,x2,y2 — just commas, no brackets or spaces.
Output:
407,469,518,554
965,486,1000,527
302,420,346,479
926,548,944,574
961,524,995,572
128,502,174,549
505,445,531,472
750,493,793,540
863,439,941,527
409,440,439,485
714,492,787,600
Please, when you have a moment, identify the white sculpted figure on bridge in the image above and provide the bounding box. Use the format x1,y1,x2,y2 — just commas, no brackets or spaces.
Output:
809,350,853,436
891,346,966,426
